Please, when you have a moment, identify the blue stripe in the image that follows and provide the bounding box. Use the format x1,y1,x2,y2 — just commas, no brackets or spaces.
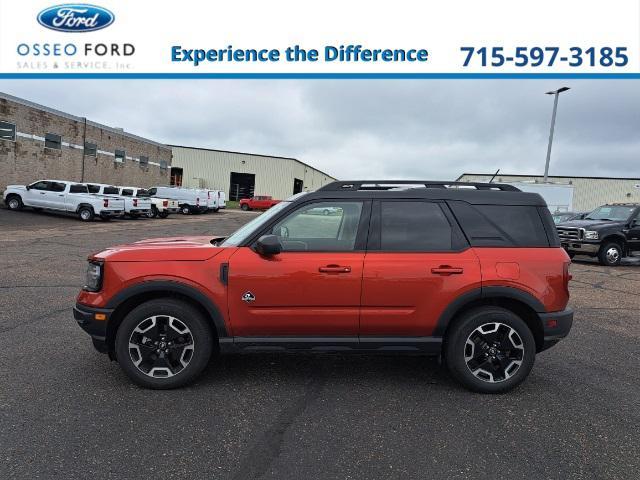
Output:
1,72,640,79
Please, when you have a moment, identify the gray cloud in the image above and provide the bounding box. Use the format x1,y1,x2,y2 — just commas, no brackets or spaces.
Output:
0,79,638,180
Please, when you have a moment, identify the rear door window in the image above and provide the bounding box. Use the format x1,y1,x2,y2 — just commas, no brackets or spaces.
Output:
49,182,66,192
69,184,87,194
379,201,456,251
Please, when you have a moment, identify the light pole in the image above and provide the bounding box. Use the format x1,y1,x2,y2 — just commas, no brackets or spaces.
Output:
543,86,570,182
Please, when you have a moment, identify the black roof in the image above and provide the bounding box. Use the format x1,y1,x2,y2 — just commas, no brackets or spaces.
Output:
306,180,547,206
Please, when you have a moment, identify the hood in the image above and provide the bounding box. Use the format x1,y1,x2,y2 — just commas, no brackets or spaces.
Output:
556,219,626,229
93,236,227,262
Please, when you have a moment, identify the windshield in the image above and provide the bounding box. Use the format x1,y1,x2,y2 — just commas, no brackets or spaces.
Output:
585,205,635,221
220,201,291,246
552,213,572,224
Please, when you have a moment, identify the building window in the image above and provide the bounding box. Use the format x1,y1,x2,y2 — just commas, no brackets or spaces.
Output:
0,121,16,141
84,142,97,157
159,160,168,170
45,133,62,150
115,150,125,163
139,155,149,167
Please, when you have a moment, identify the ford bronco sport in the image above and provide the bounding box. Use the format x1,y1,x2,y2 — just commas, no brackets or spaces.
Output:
74,180,573,393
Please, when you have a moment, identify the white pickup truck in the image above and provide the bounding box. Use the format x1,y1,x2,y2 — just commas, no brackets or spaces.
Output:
3,180,125,221
126,187,179,218
86,183,149,218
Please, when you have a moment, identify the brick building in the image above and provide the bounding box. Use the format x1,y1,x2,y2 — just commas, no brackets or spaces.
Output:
0,92,171,193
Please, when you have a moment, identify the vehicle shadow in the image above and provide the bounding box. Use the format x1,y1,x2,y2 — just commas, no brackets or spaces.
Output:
197,352,454,389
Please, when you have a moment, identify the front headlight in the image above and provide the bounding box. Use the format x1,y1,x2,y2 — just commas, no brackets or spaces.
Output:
584,230,599,240
84,261,103,292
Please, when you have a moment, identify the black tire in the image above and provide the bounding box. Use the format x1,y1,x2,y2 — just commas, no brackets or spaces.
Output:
180,205,191,215
241,203,249,211
78,206,95,222
323,209,330,216
158,211,170,219
148,206,158,218
598,242,623,266
568,252,575,259
445,306,536,394
6,195,23,211
115,299,214,389
213,208,220,213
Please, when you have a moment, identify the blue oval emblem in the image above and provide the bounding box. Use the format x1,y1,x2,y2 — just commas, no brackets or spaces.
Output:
37,4,115,32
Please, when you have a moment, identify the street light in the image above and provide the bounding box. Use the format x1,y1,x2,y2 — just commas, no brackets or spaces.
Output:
543,87,570,182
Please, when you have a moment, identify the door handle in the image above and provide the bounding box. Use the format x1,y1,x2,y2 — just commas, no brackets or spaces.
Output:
58,194,64,197
40,192,46,195
431,266,464,275
319,264,351,273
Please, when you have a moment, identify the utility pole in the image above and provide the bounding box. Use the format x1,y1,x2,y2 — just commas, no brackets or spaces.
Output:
543,87,570,182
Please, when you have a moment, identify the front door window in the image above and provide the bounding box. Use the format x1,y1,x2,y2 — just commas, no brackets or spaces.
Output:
270,201,364,251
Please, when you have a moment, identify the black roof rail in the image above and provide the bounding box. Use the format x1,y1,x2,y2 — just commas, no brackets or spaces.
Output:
318,180,521,192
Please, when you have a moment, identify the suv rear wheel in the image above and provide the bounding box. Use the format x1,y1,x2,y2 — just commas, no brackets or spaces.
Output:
445,306,535,393
598,242,622,266
115,299,214,389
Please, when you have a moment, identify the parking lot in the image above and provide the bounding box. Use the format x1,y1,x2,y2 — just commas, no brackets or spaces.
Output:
1,207,639,480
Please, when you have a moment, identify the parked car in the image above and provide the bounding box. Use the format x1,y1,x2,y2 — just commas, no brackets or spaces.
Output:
148,186,208,215
239,195,281,211
556,203,640,266
74,180,573,393
551,211,588,224
126,187,179,219
4,180,124,221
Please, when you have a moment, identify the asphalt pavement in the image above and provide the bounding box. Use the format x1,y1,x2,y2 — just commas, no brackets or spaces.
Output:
0,207,638,480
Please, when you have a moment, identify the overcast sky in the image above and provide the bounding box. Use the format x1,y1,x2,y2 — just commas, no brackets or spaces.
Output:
0,80,638,180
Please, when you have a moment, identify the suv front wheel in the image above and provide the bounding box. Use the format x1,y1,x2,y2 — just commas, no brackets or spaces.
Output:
445,307,536,393
115,299,214,389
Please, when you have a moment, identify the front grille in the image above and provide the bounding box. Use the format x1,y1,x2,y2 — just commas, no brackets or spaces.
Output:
557,227,583,241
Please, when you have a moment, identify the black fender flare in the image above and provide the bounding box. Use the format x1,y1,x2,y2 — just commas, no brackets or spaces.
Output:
76,203,95,213
600,234,627,251
433,286,545,337
105,280,228,338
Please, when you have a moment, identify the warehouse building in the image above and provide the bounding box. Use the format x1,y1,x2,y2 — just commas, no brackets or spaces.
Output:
458,173,640,211
170,145,336,200
0,92,171,193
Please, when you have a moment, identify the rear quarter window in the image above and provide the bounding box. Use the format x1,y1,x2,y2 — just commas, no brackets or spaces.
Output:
448,201,550,247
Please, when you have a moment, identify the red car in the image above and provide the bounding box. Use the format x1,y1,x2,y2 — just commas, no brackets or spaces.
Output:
239,195,280,211
74,180,573,393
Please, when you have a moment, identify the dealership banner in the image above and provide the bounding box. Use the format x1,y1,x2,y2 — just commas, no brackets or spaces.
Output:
0,0,638,78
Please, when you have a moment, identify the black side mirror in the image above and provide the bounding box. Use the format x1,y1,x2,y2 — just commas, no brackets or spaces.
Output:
25,185,31,191
255,235,282,256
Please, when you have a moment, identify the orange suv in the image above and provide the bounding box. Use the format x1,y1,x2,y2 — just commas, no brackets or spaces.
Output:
74,180,573,393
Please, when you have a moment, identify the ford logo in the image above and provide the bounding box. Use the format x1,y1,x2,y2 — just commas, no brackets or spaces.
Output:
37,4,115,32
